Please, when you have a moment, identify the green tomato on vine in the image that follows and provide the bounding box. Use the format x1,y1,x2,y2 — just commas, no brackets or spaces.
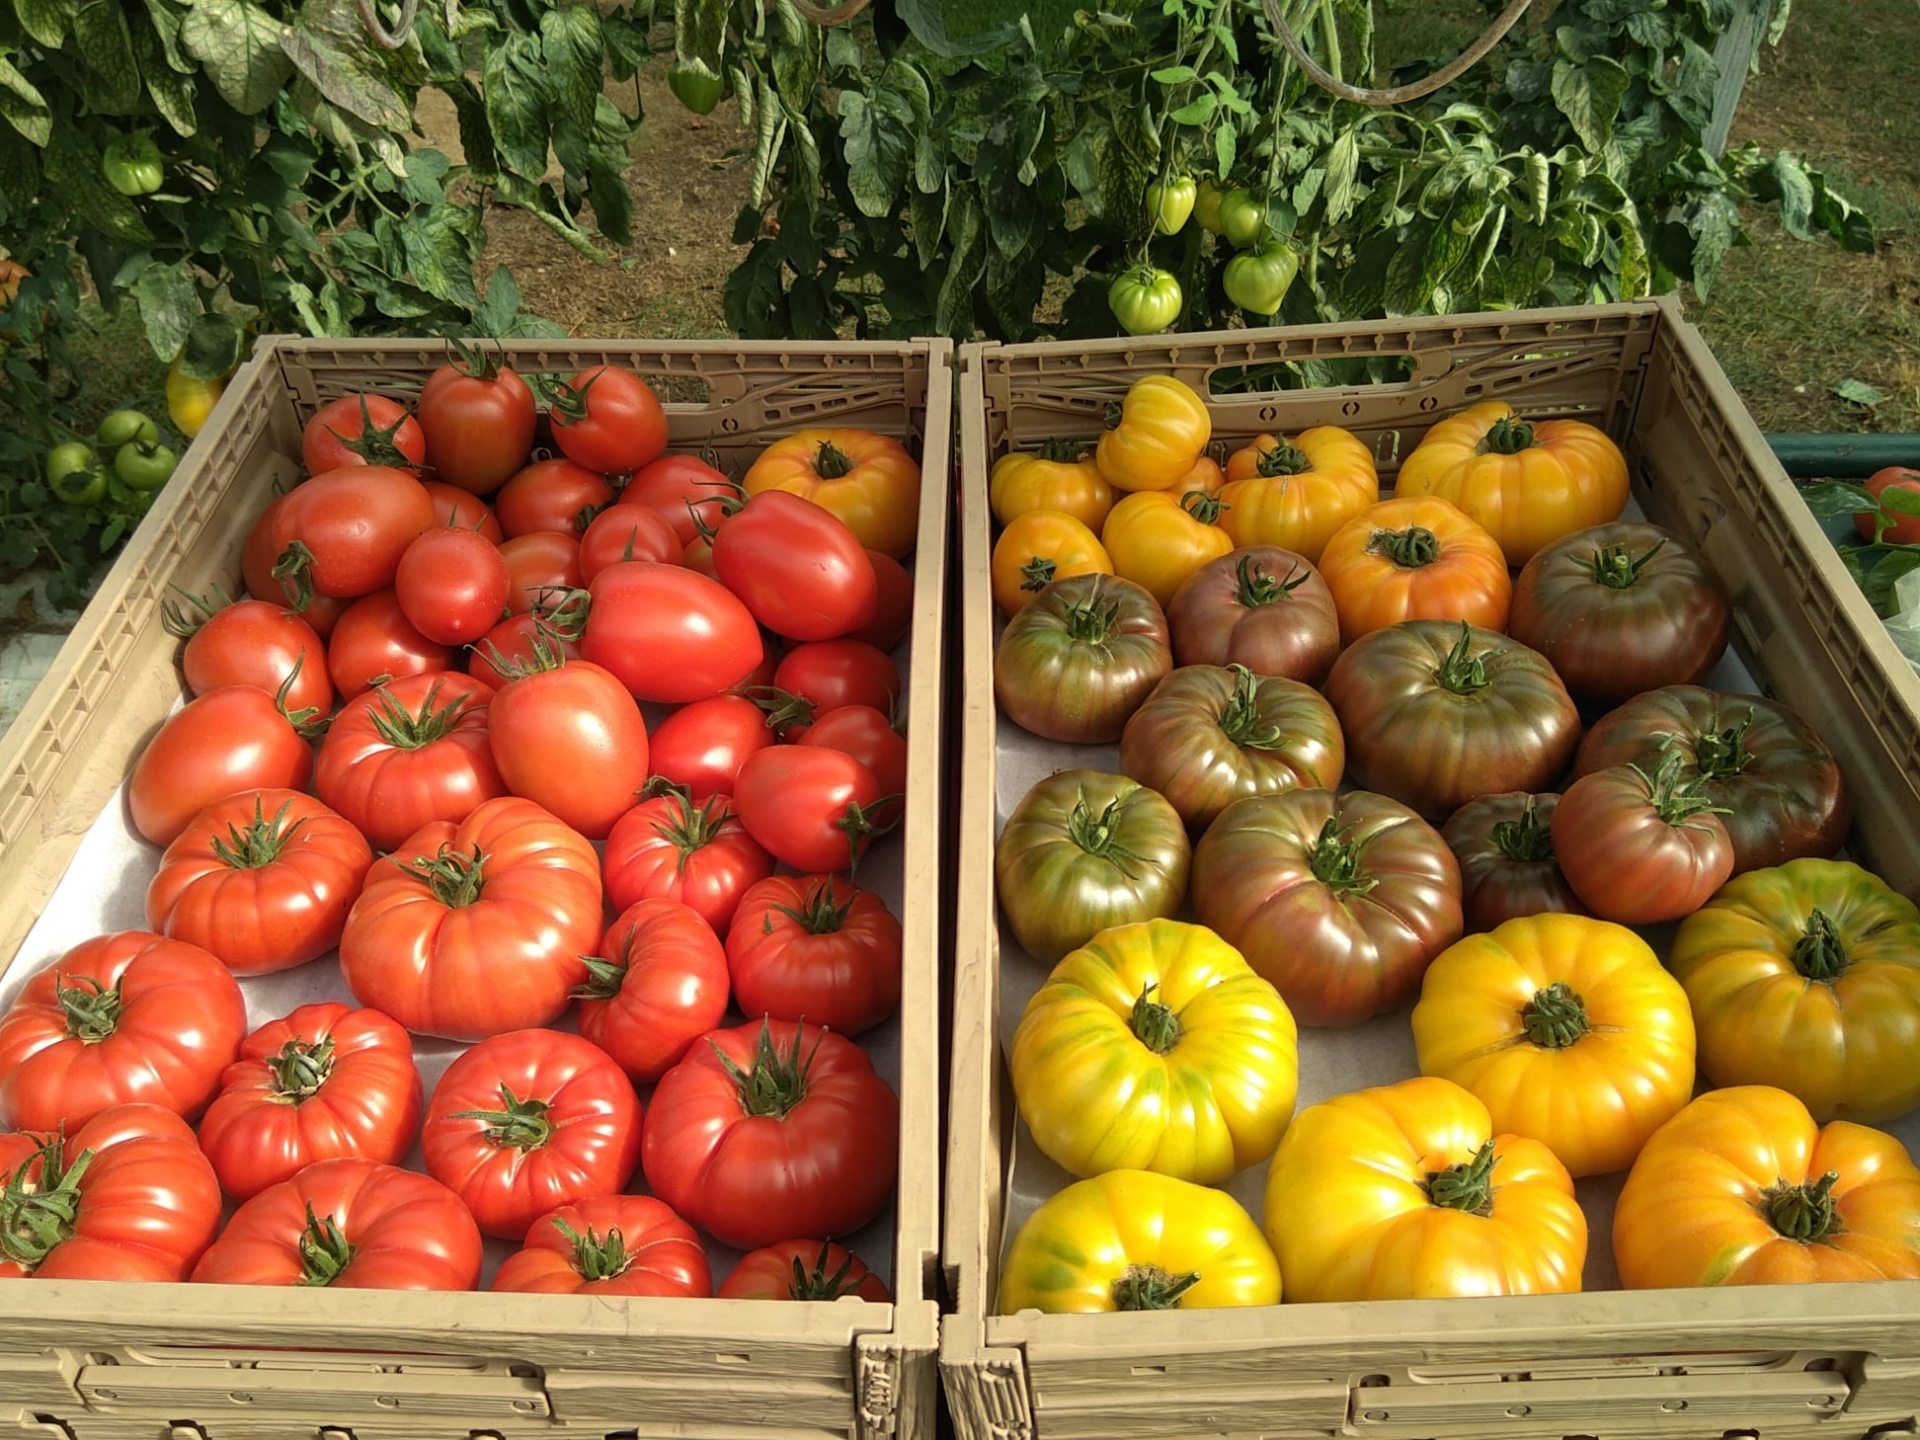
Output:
1146,178,1196,236
101,135,164,197
47,442,103,505
97,409,159,449
1219,189,1274,248
1193,179,1226,236
1108,266,1183,336
114,439,178,492
1223,241,1300,318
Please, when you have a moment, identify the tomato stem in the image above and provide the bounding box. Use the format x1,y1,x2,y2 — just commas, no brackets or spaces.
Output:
546,368,599,425
1791,909,1851,983
1232,554,1310,609
773,878,856,936
1587,537,1666,590
1762,1170,1842,1242
1019,555,1058,593
572,952,631,1001
1482,416,1537,455
1111,1263,1201,1310
295,1203,357,1286
271,540,318,614
1691,708,1756,779
1366,525,1441,569
1630,751,1733,830
813,441,854,481
554,1218,635,1282
1521,982,1589,1049
1488,798,1555,863
159,582,236,640
273,653,327,737
1127,983,1183,1054
713,1020,822,1120
1435,621,1493,695
449,1083,554,1151
1254,439,1312,477
1424,1141,1498,1216
405,843,488,907
1061,595,1120,644
533,589,593,643
1216,665,1288,752
365,678,474,751
744,685,818,734
267,1035,336,1100
835,797,901,879
1034,438,1085,464
328,394,421,471
1305,817,1379,897
482,625,575,680
1180,489,1228,525
0,1136,93,1271
54,973,122,1042
1067,797,1144,867
787,1240,867,1299
209,793,306,870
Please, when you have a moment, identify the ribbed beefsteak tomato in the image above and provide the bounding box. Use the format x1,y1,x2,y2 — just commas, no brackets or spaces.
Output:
575,898,730,1084
493,1196,711,1296
1165,547,1340,684
727,874,902,1036
994,573,1171,744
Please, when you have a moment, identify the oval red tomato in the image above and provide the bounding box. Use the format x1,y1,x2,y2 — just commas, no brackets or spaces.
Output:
578,501,684,582
550,365,668,475
423,479,504,542
734,746,892,874
797,705,908,804
487,653,650,839
495,458,615,539
849,548,914,653
493,1195,711,1297
326,588,456,699
712,491,879,642
647,694,776,798
774,640,901,722
719,1239,891,1302
622,452,735,546
243,495,349,638
395,527,511,646
173,595,333,717
272,464,435,602
301,394,426,475
500,531,584,616
417,353,537,496
127,683,318,846
727,874,902,1035
576,897,730,1083
583,561,763,704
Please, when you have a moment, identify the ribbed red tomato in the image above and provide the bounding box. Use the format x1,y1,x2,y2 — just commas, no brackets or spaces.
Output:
576,898,731,1083
602,787,773,935
719,1239,891,1302
727,874,902,1035
493,1195,711,1296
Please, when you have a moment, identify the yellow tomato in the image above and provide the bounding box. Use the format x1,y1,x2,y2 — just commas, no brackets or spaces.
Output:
1264,1075,1586,1302
989,441,1114,530
166,355,227,439
1397,401,1629,566
991,510,1113,616
1669,859,1920,1123
1218,426,1379,562
998,1170,1280,1314
1094,376,1212,493
1316,495,1512,643
1615,1085,1920,1288
1411,914,1696,1178
1102,488,1234,606
743,427,921,559
1011,919,1298,1184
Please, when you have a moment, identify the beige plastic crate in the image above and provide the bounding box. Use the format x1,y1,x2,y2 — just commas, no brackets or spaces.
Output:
942,298,1920,1440
0,336,953,1440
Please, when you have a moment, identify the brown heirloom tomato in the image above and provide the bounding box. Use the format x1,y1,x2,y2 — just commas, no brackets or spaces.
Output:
1323,621,1581,822
996,771,1190,966
1442,793,1587,933
1119,665,1344,830
1191,789,1463,1026
1165,547,1339,684
1574,686,1850,874
994,573,1172,743
1508,522,1731,707
1552,755,1734,925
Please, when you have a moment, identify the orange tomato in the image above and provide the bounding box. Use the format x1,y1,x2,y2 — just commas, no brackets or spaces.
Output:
990,443,1114,531
1219,427,1378,562
1095,376,1212,493
744,428,920,559
991,510,1112,616
1317,496,1512,643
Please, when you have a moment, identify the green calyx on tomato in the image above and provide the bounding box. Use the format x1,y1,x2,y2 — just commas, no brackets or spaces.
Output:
1520,981,1590,1049
1222,241,1299,317
745,685,820,734
1307,817,1380,898
1127,982,1182,1055
207,794,306,870
1367,525,1442,569
1234,554,1311,607
642,785,738,869
1424,1141,1498,1216
1691,708,1758,779
1112,1263,1201,1311
1067,796,1146,864
1482,417,1538,455
47,440,94,487
1435,622,1494,694
1587,537,1667,590
1147,177,1197,236
101,134,164,197
0,1136,94,1269
407,842,490,908
295,1202,357,1286
668,59,726,116
1217,189,1270,248
812,440,855,479
451,1082,556,1151
480,625,577,681
1489,799,1555,863
1217,665,1289,751
97,409,158,449
1790,908,1851,983
1108,266,1183,336
54,973,122,1041
1063,595,1124,644
787,1240,870,1300
267,1037,336,1100
1761,1170,1842,1242
368,680,475,751
1632,752,1732,828
1253,440,1313,477
271,653,328,737
714,1020,823,1120
1021,555,1061,592
327,395,421,470
773,879,856,936
1181,489,1228,525
555,1218,638,1282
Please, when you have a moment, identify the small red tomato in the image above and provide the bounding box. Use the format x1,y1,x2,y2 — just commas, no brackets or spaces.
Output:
719,1239,891,1302
271,464,435,602
712,491,879,642
171,593,333,717
128,684,318,846
578,502,684,582
488,650,650,840
326,588,455,699
622,452,735,546
197,1003,423,1200
602,788,774,935
423,1028,643,1241
466,609,586,693
798,704,908,801
551,365,668,475
301,394,426,475
395,527,511,646
500,531,584,616
584,561,764,704
647,694,777,798
423,480,504,542
493,1195,711,1296
733,746,893,874
417,351,537,496
1855,466,1920,546
243,495,349,638
576,897,730,1083
775,640,902,721
849,549,914,653
728,874,902,1035
495,458,615,539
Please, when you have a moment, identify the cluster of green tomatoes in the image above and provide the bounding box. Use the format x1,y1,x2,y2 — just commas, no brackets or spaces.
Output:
46,409,179,510
1107,178,1302,336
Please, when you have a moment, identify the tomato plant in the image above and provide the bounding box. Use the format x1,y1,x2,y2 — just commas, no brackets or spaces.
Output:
584,561,764,703
494,1196,711,1296
602,787,773,935
1108,266,1183,335
576,897,732,1083
127,673,320,845
395,527,512,646
302,395,426,475
720,1239,890,1302
550,366,668,475
1166,547,1340,684
727,874,902,1035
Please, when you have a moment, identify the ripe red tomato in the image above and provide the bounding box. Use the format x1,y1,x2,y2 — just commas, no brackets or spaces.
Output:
603,789,773,937
0,1105,221,1280
493,1195,711,1296
423,1028,642,1240
326,588,455,699
576,897,730,1083
423,480,504,542
622,452,735,546
197,1003,423,1200
417,353,537,496
550,365,668,474
500,530,584,615
301,394,426,475
775,640,901,722
797,705,908,802
495,458,615,539
1552,756,1735,924
487,653,650,839
190,1157,482,1290
850,549,914,653
0,932,246,1130
314,672,507,852
583,561,764,704
647,695,776,798
728,875,902,1035
466,610,585,692
719,1239,891,1302
243,495,348,637
1855,466,1920,546
641,1019,899,1250
271,464,435,602
734,746,892,874
146,788,374,975
712,491,879,642
578,501,684,582
173,594,333,717
339,796,603,1040
394,527,511,645
127,684,318,846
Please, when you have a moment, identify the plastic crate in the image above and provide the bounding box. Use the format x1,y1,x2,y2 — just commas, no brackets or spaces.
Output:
0,336,953,1440
941,297,1920,1440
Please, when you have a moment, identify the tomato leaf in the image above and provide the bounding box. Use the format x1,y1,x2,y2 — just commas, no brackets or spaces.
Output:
1831,378,1888,409
181,0,294,115
12,0,65,48
0,55,52,145
482,34,550,181
1550,55,1628,152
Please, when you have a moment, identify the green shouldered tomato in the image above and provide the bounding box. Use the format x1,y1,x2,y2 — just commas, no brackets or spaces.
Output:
1223,241,1300,318
97,409,159,449
1108,267,1183,336
1194,179,1226,235
114,440,178,492
1148,177,1197,236
51,465,106,506
1219,189,1272,248
102,135,164,197
669,61,725,116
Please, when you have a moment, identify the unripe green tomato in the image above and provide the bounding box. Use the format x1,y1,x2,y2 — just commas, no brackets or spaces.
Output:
114,440,178,492
1222,241,1301,318
1219,189,1272,248
1193,179,1226,235
101,135,164,197
97,408,159,449
51,465,106,506
668,61,725,116
1147,177,1197,236
48,441,95,487
1108,266,1184,336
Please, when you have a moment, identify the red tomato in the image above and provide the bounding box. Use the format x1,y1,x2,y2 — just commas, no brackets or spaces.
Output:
326,588,455,699
730,643,782,696
850,549,914,653
798,705,908,803
243,495,348,637
423,480,504,542
1552,757,1735,924
466,610,585,693
500,531,584,615
314,672,507,852
417,353,537,496
641,1020,899,1250
301,394,426,475
190,1157,482,1290
728,875,902,1035
0,1105,220,1280
0,933,245,1131
647,695,776,798
495,458,615,539
488,652,650,839
583,561,764,704
719,1239,891,1302
550,365,668,475
423,1029,642,1240
146,788,374,975
339,796,602,1040
576,897,730,1083
493,1195,711,1296
172,594,333,717
127,684,317,845
1855,466,1920,546
197,1003,423,1200
622,452,735,546
394,527,511,645
271,464,435,602
775,640,902,722
734,746,893,874
578,502,684,582
712,491,879,642
603,788,773,937
683,534,716,576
